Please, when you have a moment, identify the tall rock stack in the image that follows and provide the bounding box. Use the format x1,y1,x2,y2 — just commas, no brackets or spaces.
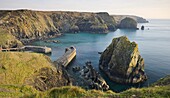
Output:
99,36,147,84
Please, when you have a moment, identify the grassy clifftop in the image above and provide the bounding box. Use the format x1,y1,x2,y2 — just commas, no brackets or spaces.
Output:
0,52,53,85
0,52,70,91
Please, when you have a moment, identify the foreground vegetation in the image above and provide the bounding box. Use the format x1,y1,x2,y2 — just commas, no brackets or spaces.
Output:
0,84,170,98
0,52,170,98
0,52,54,85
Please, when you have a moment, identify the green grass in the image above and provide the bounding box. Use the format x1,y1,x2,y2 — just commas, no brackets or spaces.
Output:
121,85,170,98
152,75,170,86
0,85,169,98
0,52,54,85
0,85,39,98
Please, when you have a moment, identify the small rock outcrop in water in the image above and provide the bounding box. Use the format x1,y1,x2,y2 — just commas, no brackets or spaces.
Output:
141,25,145,30
119,17,138,29
99,36,147,84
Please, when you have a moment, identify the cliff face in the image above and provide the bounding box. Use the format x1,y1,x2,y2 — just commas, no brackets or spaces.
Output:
0,52,71,91
0,10,117,48
0,10,59,39
118,17,138,29
50,11,117,33
99,36,147,84
96,12,116,31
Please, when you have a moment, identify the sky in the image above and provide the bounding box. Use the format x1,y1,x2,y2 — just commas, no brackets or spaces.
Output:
0,0,170,19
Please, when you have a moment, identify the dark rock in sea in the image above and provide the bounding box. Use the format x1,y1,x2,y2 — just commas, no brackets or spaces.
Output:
141,25,145,30
99,36,147,84
72,66,81,72
98,52,103,54
80,61,109,91
44,40,60,43
119,17,138,29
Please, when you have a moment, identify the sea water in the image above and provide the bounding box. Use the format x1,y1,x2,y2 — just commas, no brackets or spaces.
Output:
32,19,170,92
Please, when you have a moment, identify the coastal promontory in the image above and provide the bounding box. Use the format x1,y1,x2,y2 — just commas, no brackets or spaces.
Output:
99,36,147,84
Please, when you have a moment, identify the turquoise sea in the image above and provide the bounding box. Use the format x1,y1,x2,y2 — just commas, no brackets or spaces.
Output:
32,19,170,92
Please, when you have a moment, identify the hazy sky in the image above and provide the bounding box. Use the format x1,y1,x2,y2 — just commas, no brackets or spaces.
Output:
0,0,170,19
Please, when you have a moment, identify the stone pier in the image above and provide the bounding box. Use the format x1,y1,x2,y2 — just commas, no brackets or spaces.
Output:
0,45,52,54
54,46,76,67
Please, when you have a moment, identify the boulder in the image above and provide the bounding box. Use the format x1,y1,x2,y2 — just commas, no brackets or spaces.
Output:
119,17,138,29
99,36,147,84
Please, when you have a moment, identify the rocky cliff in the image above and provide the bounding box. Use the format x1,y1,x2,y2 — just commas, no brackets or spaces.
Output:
99,36,147,84
0,10,117,48
118,17,138,29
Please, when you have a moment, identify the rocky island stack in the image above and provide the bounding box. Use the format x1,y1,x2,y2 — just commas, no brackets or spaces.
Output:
118,17,138,29
99,36,147,84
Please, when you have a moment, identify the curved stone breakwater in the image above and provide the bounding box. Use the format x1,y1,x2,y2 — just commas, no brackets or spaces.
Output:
54,46,76,68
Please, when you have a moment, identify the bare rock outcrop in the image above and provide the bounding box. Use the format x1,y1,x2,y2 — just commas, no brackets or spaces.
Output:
99,36,147,84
